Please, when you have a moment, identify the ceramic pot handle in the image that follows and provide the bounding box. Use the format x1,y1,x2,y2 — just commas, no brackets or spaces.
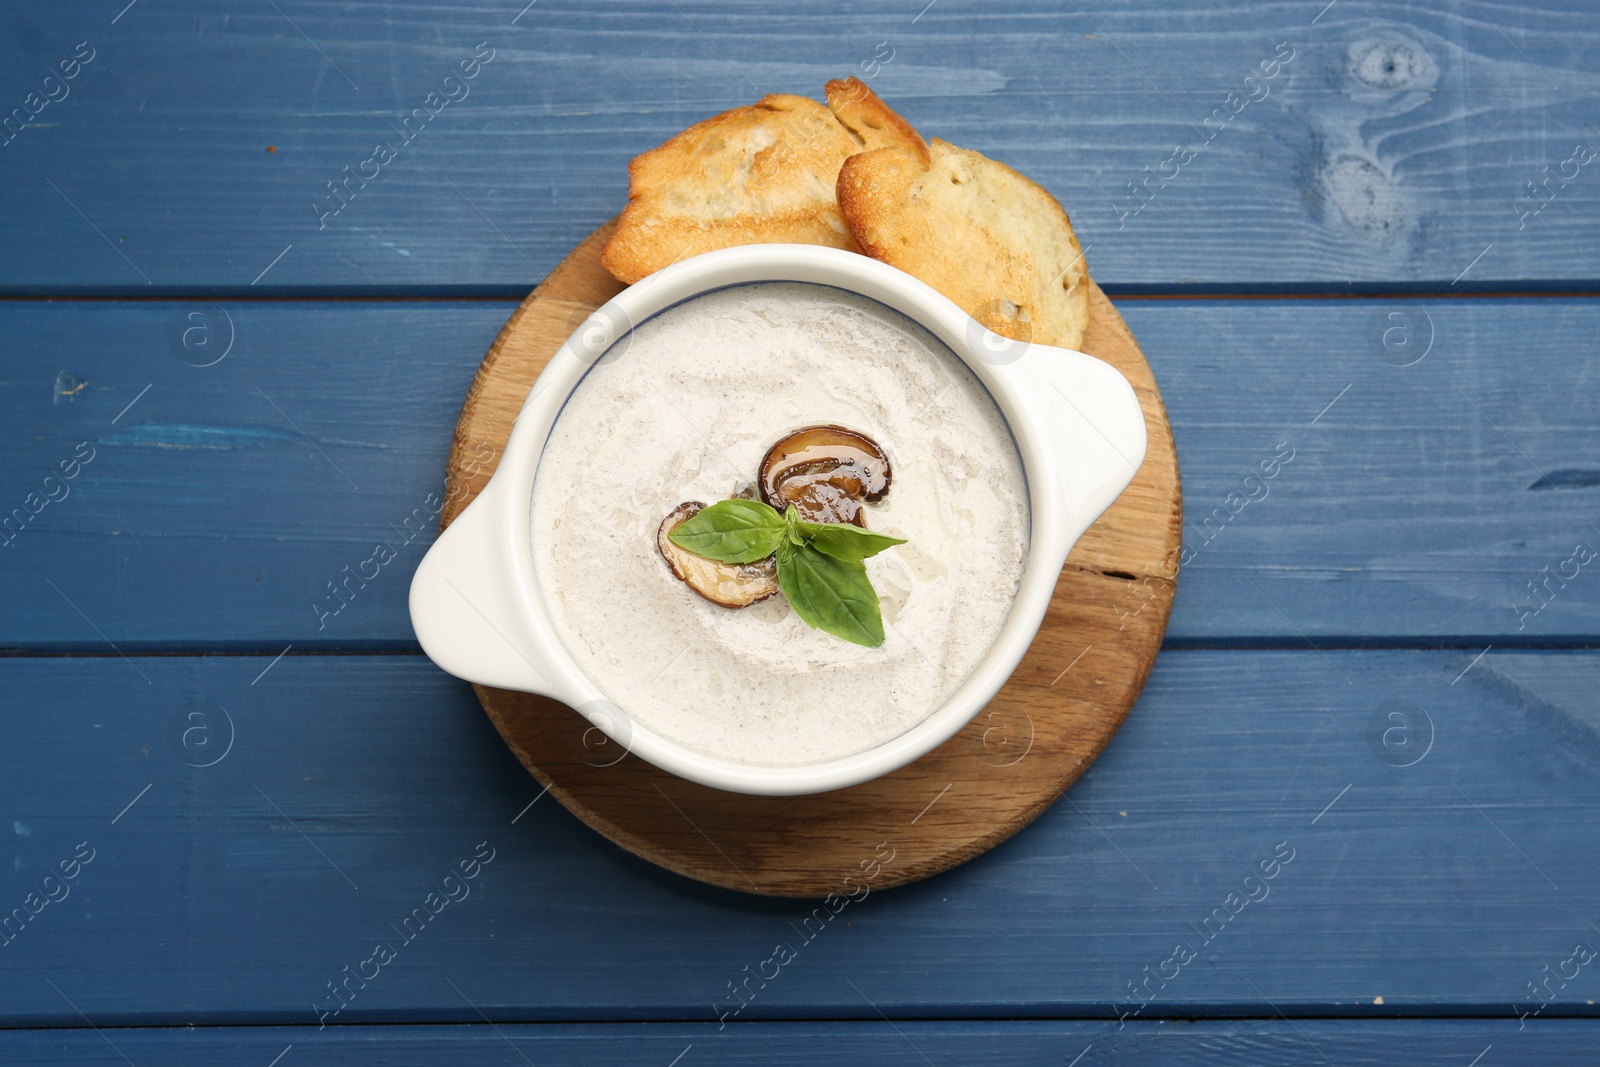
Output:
409,478,573,698
984,335,1148,568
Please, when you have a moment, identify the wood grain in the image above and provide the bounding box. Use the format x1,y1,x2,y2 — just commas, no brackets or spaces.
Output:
3,650,1598,1023
5,2,1600,293
7,297,1600,651
3,1019,1595,1065
5,0,1598,1043
437,219,1180,895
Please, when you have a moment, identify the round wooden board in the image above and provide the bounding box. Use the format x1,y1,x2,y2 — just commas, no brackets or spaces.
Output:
441,219,1181,897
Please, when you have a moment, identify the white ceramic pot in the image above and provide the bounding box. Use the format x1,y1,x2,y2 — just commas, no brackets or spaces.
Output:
410,244,1146,795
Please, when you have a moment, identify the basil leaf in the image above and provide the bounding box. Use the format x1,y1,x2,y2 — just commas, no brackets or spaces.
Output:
668,499,785,563
798,520,907,562
776,542,885,648
780,503,808,547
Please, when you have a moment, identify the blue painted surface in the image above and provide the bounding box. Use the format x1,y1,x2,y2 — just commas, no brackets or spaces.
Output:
1,0,1597,1054
0,651,1596,1025
4,298,1598,650
0,1020,1591,1066
1,2,1599,293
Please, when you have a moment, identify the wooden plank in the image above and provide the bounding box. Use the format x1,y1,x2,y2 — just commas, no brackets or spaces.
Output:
0,300,509,650
4,297,1598,649
1149,295,1600,646
2,2,1599,292
0,1020,1592,1065
1,650,1596,1023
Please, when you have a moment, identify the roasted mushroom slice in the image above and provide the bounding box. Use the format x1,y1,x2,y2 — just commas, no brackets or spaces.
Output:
657,502,779,608
759,425,891,526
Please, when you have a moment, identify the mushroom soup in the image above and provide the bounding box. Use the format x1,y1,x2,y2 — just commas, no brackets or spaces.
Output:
530,282,1028,767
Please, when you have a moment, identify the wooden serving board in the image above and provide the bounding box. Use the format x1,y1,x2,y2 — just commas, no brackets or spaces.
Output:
441,219,1181,897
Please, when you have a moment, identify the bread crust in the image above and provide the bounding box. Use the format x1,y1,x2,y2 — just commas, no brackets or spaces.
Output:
825,77,929,164
837,138,1090,351
600,85,924,284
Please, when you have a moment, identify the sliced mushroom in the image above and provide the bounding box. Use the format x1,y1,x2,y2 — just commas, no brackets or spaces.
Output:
657,502,779,608
759,425,891,526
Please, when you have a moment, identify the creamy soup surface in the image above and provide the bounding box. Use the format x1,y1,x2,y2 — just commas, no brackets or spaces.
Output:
531,283,1028,766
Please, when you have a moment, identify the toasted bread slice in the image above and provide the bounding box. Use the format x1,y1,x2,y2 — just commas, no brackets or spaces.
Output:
825,77,928,163
836,138,1090,351
601,84,924,284
601,94,860,284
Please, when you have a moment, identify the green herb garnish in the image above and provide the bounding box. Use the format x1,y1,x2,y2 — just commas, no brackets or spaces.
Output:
668,499,906,647
661,497,788,563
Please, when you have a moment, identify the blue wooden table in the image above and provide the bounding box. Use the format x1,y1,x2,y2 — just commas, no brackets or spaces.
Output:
4,2,1599,1062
